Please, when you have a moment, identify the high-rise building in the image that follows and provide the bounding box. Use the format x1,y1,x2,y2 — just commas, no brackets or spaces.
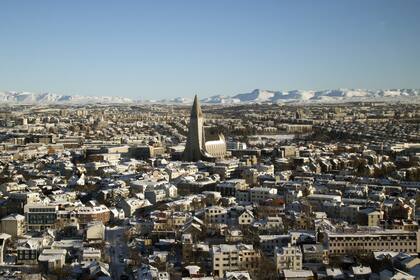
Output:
182,95,226,162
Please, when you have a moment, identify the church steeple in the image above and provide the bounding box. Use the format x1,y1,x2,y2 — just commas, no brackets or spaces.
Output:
182,95,205,161
190,95,203,118
182,94,226,162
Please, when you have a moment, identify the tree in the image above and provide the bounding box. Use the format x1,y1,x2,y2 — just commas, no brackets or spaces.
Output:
51,265,72,280
253,252,278,280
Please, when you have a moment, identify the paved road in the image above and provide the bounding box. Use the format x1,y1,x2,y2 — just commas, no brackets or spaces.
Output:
106,226,130,280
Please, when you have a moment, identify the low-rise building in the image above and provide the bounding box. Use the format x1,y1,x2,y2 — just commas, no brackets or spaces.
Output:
76,205,111,226
24,204,58,231
327,230,419,256
82,247,101,262
1,214,25,237
283,269,315,280
120,198,151,217
86,221,105,241
249,187,278,204
274,244,303,273
38,249,66,271
17,239,41,264
205,206,228,225
211,244,260,277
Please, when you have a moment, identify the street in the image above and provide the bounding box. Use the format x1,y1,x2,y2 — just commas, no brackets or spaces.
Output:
106,226,130,280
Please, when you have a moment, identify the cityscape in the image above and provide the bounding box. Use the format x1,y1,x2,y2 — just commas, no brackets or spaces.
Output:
1,1,420,280
0,96,419,280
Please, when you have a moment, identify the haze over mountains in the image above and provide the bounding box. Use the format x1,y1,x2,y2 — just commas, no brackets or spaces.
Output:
1,88,419,105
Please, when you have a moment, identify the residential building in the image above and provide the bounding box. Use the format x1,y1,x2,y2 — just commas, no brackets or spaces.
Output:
211,244,260,277
327,230,419,256
24,204,58,231
274,244,303,273
1,214,25,237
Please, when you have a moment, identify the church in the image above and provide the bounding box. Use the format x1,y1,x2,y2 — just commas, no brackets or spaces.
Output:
182,95,227,162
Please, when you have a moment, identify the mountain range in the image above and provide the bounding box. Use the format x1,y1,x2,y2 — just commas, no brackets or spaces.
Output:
1,89,419,105
151,88,420,104
0,91,132,105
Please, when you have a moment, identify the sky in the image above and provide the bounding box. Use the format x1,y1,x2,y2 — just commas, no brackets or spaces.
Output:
0,0,419,100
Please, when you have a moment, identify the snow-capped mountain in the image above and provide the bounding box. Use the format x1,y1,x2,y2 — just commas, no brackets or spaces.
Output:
0,91,132,104
233,89,277,102
201,95,240,104
1,88,419,105
148,89,419,105
200,88,420,104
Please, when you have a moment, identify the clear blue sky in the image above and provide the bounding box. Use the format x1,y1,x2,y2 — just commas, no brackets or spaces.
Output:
1,0,419,100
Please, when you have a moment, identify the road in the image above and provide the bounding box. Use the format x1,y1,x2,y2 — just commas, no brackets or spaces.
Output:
106,226,130,280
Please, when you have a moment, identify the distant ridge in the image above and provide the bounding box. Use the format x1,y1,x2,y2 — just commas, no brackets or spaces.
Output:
0,91,132,104
147,88,420,104
1,88,419,105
